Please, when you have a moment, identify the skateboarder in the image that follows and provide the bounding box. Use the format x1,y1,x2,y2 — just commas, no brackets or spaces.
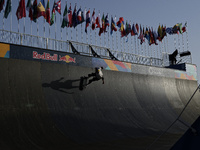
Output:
87,67,104,85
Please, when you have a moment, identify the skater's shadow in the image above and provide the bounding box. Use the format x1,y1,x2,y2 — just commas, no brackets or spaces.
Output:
42,77,80,94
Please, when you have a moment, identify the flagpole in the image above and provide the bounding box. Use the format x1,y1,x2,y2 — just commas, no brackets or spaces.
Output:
123,36,125,60
65,0,68,43
134,34,136,55
108,14,110,49
95,10,98,46
23,17,25,44
90,8,92,45
129,21,132,54
137,31,139,56
75,3,78,42
48,22,50,49
166,32,169,54
186,22,189,52
174,36,176,51
76,26,78,42
17,0,20,44
120,33,122,54
18,18,19,34
147,40,149,57
115,30,117,51
99,10,101,47
178,33,180,51
66,25,68,41
24,17,25,34
104,19,105,47
90,26,92,45
55,12,56,50
60,2,62,50
31,21,32,46
144,26,147,56
37,19,39,45
81,7,84,43
71,26,72,42
3,6,4,31
116,16,118,52
162,35,164,56
111,15,113,50
43,17,45,39
104,13,106,47
95,26,97,46
164,35,166,53
10,0,12,42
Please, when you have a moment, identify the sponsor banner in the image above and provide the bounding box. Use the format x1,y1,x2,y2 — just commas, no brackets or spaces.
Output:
175,64,197,80
92,57,131,72
5,44,198,81
10,44,92,67
0,43,10,58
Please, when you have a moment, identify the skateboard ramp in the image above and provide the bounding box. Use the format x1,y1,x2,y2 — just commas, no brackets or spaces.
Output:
0,57,200,150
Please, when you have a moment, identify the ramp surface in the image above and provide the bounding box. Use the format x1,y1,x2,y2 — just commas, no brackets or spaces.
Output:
0,58,200,150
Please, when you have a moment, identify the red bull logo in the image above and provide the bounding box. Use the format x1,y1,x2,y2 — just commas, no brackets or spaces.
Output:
33,51,57,61
59,55,76,63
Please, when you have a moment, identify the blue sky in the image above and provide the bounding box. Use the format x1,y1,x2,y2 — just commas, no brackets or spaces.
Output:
1,0,200,81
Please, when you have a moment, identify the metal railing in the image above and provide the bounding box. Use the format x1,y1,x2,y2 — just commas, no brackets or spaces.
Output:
0,29,165,67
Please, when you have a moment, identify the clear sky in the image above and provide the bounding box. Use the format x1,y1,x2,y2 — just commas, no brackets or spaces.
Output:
1,0,200,82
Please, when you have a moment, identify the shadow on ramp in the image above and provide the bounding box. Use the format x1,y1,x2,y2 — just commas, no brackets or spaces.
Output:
171,116,200,150
42,77,80,94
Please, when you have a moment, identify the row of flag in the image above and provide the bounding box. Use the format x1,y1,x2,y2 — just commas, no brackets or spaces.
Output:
0,0,187,46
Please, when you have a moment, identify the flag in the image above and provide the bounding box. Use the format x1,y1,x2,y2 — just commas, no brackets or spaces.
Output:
116,17,125,37
110,16,117,35
4,0,11,18
26,0,32,11
149,28,154,45
182,22,187,33
144,27,150,44
46,0,50,24
61,2,68,28
96,12,102,28
37,0,45,18
32,0,38,22
41,0,45,7
50,0,56,25
104,14,109,32
153,30,158,45
16,0,26,20
117,17,125,35
55,0,61,14
85,9,90,33
81,8,86,23
99,13,105,36
135,23,139,34
178,23,183,34
157,25,162,41
161,26,166,41
0,0,5,12
138,25,145,44
131,23,137,36
166,27,173,35
26,0,33,20
72,5,78,28
117,17,124,28
77,7,82,24
125,22,131,36
67,5,72,27
91,9,96,30
172,24,179,34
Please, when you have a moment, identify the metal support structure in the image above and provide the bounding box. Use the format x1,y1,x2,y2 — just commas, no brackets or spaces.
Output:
1,29,191,67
